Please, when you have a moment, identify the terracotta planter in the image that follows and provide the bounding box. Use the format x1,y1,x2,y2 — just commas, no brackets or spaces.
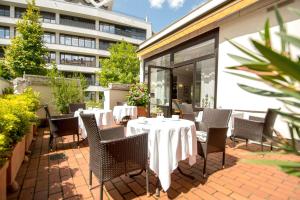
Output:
0,161,9,200
7,136,26,191
137,106,147,117
25,124,34,153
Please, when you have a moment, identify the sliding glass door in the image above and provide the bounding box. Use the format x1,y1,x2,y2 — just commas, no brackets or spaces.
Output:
149,67,171,117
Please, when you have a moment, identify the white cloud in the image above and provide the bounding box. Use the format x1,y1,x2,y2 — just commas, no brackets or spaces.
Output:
168,0,185,9
149,0,165,8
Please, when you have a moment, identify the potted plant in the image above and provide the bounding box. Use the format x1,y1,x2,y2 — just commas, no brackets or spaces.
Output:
150,106,163,118
0,134,10,200
127,83,150,117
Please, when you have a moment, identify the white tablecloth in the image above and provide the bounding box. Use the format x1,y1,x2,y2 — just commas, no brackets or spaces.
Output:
74,109,113,138
127,118,197,191
113,106,137,122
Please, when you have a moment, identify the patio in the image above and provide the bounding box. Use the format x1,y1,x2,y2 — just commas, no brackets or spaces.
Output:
7,127,300,200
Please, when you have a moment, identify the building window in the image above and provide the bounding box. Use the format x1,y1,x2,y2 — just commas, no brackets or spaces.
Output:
44,52,56,63
0,26,10,39
60,53,96,67
99,40,116,50
60,15,95,30
40,11,55,24
0,5,10,17
99,22,146,40
43,32,55,44
60,34,96,49
15,7,26,18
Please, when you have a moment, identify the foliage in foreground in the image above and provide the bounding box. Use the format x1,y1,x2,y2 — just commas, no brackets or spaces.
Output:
0,88,40,167
48,66,87,114
98,41,140,87
227,8,300,176
3,0,48,78
127,83,149,107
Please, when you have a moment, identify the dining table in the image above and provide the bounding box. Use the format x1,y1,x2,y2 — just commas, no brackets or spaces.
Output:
74,108,113,138
113,105,138,122
126,117,197,193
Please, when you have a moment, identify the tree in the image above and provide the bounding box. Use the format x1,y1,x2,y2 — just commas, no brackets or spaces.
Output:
98,41,140,87
48,65,87,114
4,0,48,78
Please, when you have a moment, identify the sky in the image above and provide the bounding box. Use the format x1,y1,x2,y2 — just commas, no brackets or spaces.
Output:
113,0,207,33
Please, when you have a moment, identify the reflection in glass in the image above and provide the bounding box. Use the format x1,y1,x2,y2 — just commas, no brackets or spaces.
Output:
195,58,215,108
174,39,215,64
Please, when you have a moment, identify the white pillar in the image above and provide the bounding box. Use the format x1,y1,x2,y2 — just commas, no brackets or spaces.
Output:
56,51,60,65
95,20,99,31
55,32,59,44
10,5,15,18
10,26,14,38
55,13,60,24
139,58,144,83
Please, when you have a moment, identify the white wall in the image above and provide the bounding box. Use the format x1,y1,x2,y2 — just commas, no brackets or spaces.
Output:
0,78,12,95
217,0,300,138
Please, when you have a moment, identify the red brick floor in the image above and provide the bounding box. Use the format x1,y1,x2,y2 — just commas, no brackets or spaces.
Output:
7,128,300,200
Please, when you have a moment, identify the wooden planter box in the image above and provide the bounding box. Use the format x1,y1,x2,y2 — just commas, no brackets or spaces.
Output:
137,106,147,117
25,124,35,153
0,161,9,200
7,136,26,191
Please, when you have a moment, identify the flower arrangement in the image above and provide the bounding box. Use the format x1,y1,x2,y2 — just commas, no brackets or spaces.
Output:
127,83,150,107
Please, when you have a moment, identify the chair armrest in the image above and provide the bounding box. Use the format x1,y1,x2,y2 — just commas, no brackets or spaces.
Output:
233,118,264,141
51,114,74,120
249,116,265,122
100,126,125,141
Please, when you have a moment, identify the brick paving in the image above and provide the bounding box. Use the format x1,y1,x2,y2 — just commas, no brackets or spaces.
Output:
7,127,300,200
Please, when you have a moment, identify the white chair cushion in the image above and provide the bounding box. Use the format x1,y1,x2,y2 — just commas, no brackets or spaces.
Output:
196,131,207,142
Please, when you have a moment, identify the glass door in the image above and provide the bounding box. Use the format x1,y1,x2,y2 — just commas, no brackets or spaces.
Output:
149,66,171,117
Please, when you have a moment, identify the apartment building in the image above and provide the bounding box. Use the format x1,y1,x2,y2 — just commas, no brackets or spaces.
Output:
0,0,152,100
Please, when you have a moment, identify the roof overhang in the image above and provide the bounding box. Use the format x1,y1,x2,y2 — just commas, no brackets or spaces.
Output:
137,0,259,58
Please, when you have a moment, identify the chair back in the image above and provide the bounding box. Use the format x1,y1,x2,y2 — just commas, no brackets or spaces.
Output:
80,114,101,175
117,102,126,106
201,108,232,130
263,109,278,138
44,105,51,119
179,104,193,113
69,103,86,113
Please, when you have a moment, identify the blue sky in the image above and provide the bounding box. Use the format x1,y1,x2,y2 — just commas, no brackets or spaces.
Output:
113,0,206,33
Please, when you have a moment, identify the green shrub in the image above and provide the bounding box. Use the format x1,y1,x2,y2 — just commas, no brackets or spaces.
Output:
0,88,40,167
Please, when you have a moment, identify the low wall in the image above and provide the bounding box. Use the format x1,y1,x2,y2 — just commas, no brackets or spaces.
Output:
103,83,130,110
0,78,12,95
14,75,59,118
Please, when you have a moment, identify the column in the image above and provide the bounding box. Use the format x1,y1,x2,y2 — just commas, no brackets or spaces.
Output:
139,58,144,83
55,32,60,44
10,6,15,18
55,13,60,24
95,20,99,31
96,56,100,68
55,51,60,66
10,26,14,39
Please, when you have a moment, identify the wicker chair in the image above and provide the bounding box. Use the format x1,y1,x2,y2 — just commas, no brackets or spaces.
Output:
80,114,149,200
196,108,232,177
232,109,278,151
44,105,79,149
69,103,86,114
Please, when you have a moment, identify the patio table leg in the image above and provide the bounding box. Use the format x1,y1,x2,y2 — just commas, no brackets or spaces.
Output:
177,167,195,180
155,178,160,197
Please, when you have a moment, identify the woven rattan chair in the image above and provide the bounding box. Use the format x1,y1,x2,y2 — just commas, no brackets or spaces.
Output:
69,103,86,114
232,109,278,151
80,114,149,200
196,108,232,177
44,105,79,149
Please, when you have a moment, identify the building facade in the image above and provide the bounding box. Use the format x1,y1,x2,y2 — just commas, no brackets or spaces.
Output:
0,0,152,100
137,0,300,138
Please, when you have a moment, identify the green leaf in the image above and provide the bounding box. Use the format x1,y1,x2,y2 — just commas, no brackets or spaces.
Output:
279,99,300,108
252,40,300,81
277,32,300,49
275,8,287,52
226,71,262,82
238,84,289,97
228,40,266,62
264,19,271,48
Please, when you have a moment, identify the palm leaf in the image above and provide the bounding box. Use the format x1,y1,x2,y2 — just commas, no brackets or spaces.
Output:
226,71,262,82
277,32,300,49
238,84,289,97
279,99,300,108
252,40,300,81
275,8,287,53
228,40,266,62
264,19,271,48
